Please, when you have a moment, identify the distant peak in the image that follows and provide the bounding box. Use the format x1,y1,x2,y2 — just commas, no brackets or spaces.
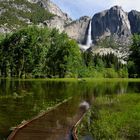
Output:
129,10,140,14
111,5,122,9
109,5,123,12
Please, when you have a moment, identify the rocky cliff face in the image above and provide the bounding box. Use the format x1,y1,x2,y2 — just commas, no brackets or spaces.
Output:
91,6,131,45
44,16,66,32
64,6,140,46
128,10,140,34
64,16,91,44
42,0,72,32
1,1,140,47
0,0,52,32
29,0,72,22
0,0,71,33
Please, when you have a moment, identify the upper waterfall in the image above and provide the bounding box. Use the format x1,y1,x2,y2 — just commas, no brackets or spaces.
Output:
79,20,93,50
86,20,92,46
79,20,93,51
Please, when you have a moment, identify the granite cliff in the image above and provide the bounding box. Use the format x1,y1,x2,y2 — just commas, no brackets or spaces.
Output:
1,1,140,47
91,6,131,46
0,0,71,33
128,10,140,34
64,16,91,44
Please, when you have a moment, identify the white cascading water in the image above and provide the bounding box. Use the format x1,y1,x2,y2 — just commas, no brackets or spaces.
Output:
79,20,92,50
86,20,92,47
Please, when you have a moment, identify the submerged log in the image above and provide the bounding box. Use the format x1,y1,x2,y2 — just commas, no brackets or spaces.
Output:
8,98,89,140
8,98,72,140
72,112,87,140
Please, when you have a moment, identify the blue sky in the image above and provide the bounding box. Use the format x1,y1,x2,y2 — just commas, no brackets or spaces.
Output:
51,0,140,19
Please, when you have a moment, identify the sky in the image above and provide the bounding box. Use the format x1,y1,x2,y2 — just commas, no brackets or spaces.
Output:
51,0,140,19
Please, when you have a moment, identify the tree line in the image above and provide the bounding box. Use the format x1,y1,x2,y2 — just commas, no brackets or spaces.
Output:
0,26,81,78
0,26,139,78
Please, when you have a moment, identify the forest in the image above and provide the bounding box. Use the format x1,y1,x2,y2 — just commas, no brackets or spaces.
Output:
0,26,139,78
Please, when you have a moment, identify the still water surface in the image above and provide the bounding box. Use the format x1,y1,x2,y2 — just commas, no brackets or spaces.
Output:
0,79,140,140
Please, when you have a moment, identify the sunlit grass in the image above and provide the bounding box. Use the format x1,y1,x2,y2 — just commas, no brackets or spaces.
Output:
78,93,140,140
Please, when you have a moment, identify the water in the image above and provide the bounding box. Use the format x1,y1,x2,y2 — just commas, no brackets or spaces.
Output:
0,79,140,140
86,20,92,47
79,20,93,50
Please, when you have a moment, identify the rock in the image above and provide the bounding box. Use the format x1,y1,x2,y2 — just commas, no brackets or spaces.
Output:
1,0,140,48
0,26,11,33
29,0,72,22
128,10,140,34
33,0,72,33
91,47,129,64
0,0,72,33
44,16,65,32
91,6,131,46
65,16,91,44
44,0,72,22
0,7,6,15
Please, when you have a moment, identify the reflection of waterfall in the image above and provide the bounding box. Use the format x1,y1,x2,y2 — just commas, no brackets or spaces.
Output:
86,20,92,47
79,101,90,110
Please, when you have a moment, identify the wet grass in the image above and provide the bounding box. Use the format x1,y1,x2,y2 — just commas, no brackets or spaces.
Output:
78,93,140,140
2,77,140,83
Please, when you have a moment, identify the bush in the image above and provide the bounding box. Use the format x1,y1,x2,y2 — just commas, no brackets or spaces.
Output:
103,68,118,78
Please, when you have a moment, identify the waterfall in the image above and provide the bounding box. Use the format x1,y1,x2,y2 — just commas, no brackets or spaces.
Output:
86,20,92,47
79,20,92,50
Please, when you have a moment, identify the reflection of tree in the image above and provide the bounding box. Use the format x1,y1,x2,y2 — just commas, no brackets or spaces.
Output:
0,80,140,139
128,82,140,93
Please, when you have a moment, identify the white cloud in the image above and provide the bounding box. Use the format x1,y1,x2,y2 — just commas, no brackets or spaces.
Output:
52,0,140,19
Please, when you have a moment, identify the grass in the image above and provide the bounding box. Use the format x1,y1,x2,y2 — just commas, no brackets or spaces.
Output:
3,78,140,83
77,93,140,140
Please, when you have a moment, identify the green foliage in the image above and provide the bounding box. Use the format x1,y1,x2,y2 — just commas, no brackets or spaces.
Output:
0,0,53,30
96,36,119,49
82,51,128,78
0,26,50,77
78,94,140,140
0,34,5,43
45,29,82,78
103,68,118,78
128,34,140,77
0,26,129,79
118,67,128,78
0,26,82,78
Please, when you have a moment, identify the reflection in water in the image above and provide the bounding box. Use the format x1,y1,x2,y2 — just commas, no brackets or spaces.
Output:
9,98,91,140
79,101,90,110
0,79,140,139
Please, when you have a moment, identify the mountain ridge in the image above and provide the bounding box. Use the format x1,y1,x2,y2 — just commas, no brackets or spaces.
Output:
65,5,140,46
1,1,140,47
0,0,71,33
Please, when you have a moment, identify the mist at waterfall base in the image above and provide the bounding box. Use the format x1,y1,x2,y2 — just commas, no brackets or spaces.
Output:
79,21,92,50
